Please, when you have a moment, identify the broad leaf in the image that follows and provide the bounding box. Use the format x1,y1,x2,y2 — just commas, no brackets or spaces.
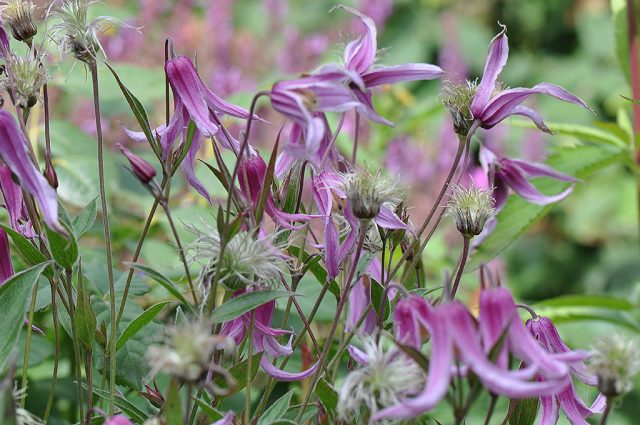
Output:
316,378,338,415
210,290,293,323
72,197,98,239
46,222,78,270
508,397,540,425
259,390,294,425
116,301,171,351
0,225,51,279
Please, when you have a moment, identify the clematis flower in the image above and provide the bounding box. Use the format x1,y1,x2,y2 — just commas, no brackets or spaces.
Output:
104,415,134,425
220,294,318,381
211,411,234,425
0,228,13,284
480,145,577,210
375,289,576,421
469,25,590,137
527,316,605,425
0,165,34,238
0,111,61,233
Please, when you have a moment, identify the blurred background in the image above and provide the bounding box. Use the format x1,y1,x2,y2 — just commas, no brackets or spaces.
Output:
15,0,640,423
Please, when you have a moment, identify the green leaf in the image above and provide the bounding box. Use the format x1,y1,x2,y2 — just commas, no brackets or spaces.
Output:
75,274,97,350
611,0,631,82
259,390,294,425
211,352,263,395
316,378,338,415
46,222,78,270
469,144,627,268
280,405,317,423
0,225,51,279
289,246,340,301
0,262,49,373
86,386,148,424
165,380,183,425
369,278,389,322
395,342,430,373
130,263,195,313
510,120,628,148
210,290,294,323
116,301,170,351
191,398,223,421
508,397,540,425
72,197,98,239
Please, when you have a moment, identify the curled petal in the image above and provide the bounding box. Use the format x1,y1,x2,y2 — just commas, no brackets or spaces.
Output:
348,344,370,365
352,88,394,126
511,105,552,133
0,228,13,284
508,159,577,183
500,165,574,206
181,131,211,203
260,356,319,381
338,5,378,74
374,206,406,230
470,25,509,117
362,63,443,87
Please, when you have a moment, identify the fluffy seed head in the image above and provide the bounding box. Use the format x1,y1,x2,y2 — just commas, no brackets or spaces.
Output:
145,320,233,383
343,168,401,220
441,79,477,135
12,385,44,425
1,0,37,42
189,222,288,294
338,339,424,424
589,334,640,397
1,50,47,108
447,184,494,238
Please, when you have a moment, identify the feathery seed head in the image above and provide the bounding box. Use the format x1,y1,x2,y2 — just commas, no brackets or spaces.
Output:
1,0,37,42
343,168,401,220
589,334,640,397
447,184,495,238
441,79,478,135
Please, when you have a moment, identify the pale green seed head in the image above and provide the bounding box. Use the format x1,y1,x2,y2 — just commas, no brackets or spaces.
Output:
343,168,402,220
441,79,478,135
447,184,495,238
589,334,640,397
1,51,47,108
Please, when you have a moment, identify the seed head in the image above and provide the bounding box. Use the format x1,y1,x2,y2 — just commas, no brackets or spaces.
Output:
441,80,478,135
338,339,424,424
145,320,233,383
343,168,401,220
1,50,47,108
1,0,37,43
589,334,640,397
189,223,288,294
447,184,495,238
11,385,44,425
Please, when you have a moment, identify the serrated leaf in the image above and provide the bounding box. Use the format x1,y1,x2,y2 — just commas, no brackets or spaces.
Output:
508,397,540,425
46,222,78,270
316,378,338,414
0,262,49,373
259,390,294,425
469,144,627,268
130,263,195,313
0,225,51,279
210,290,293,323
116,301,170,351
72,197,98,239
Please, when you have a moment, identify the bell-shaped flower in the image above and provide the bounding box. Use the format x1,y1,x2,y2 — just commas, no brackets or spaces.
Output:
220,293,318,381
469,25,590,136
0,228,13,285
0,111,61,233
527,316,605,425
480,145,577,210
0,165,34,238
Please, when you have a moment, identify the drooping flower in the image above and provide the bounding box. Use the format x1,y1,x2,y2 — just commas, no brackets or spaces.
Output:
338,338,424,424
0,111,61,232
116,144,156,184
375,288,576,421
526,316,605,425
469,25,590,137
0,165,35,238
220,294,319,381
480,145,577,210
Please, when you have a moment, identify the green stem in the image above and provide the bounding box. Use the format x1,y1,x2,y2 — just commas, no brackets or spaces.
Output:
89,61,117,416
599,399,613,425
244,311,255,425
20,282,38,407
65,269,85,422
43,277,61,423
483,394,498,425
450,237,471,300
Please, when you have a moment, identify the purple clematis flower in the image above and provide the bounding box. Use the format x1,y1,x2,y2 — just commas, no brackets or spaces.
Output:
0,165,35,238
469,25,590,137
311,170,405,279
375,288,576,421
211,411,234,425
220,293,318,381
0,111,61,233
0,228,14,285
479,145,577,210
527,316,606,425
104,415,134,425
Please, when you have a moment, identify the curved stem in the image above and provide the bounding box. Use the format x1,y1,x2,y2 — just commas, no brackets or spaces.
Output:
450,237,470,299
351,112,360,164
89,62,117,416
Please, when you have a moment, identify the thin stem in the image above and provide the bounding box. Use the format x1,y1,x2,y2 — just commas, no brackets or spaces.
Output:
296,226,368,422
450,237,470,299
244,311,255,425
599,399,613,425
64,269,85,422
43,277,60,423
89,62,117,416
483,394,498,425
160,200,198,304
351,112,360,163
20,282,38,407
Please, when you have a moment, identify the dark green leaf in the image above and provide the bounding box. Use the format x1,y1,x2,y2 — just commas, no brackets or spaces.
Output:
508,397,540,425
0,225,51,279
259,390,294,425
76,273,97,349
116,301,170,351
192,398,223,421
130,263,195,313
210,290,293,323
46,222,78,270
316,378,338,415
72,197,98,239
86,386,148,424
0,262,49,373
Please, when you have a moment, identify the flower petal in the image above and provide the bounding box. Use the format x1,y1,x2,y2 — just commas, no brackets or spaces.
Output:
260,356,319,381
338,5,378,75
508,159,577,183
361,63,443,87
470,25,509,117
180,130,211,202
500,164,574,206
374,206,406,230
0,228,14,285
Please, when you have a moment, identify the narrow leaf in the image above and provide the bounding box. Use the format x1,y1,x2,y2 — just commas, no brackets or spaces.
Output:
130,263,195,313
316,378,338,414
210,290,293,323
116,301,171,351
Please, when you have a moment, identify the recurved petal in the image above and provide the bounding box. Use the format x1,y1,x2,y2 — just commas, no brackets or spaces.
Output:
539,394,560,425
500,165,574,206
260,356,319,381
180,130,211,203
338,5,377,74
507,159,577,183
361,63,443,87
0,228,13,285
374,206,406,230
510,105,552,133
470,25,509,117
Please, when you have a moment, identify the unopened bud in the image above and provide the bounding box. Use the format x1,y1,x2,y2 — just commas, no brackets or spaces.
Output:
1,0,37,43
343,168,401,220
44,159,58,189
117,144,156,184
447,184,494,238
589,334,640,398
441,80,477,135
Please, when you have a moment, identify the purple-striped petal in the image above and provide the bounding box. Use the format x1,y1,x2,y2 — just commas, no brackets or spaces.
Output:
348,344,370,365
180,130,211,202
362,63,443,87
470,25,509,117
260,356,319,381
500,164,574,206
0,111,61,233
511,105,552,133
339,5,377,75
539,394,560,425
508,159,577,183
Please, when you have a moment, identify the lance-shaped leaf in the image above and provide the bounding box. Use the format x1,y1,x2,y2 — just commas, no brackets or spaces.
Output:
210,290,293,323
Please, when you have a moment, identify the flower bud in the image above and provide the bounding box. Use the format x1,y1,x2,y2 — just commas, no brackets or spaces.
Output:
343,168,400,220
589,334,640,398
44,159,58,189
117,144,156,184
1,0,37,43
447,184,494,238
441,80,477,135
237,152,267,205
